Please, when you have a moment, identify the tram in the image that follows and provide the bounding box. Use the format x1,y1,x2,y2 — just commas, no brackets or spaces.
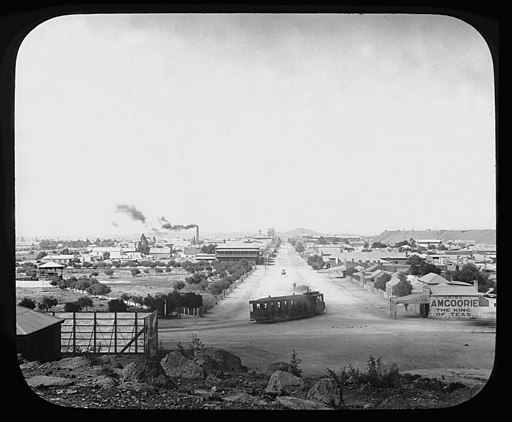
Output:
249,291,325,323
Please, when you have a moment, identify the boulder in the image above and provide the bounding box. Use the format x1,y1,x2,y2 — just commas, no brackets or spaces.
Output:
160,351,206,380
264,370,305,396
266,361,292,376
25,375,74,388
276,396,333,410
306,378,343,408
203,347,247,372
97,355,123,369
376,395,412,409
93,375,118,389
121,360,176,389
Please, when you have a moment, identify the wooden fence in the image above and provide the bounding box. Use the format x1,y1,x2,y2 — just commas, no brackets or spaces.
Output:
50,311,158,357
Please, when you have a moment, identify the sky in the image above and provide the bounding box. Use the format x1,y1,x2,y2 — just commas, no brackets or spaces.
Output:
14,13,496,238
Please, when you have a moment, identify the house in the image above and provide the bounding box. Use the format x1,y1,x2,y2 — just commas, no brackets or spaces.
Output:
40,254,76,266
181,247,201,258
16,306,64,361
418,272,450,286
37,262,65,278
427,282,479,319
149,247,172,260
385,273,401,298
215,244,263,265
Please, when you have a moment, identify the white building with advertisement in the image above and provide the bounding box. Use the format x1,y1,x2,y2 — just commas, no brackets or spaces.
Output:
428,283,480,319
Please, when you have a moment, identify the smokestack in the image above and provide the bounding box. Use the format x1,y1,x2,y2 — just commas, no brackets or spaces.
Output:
196,226,199,245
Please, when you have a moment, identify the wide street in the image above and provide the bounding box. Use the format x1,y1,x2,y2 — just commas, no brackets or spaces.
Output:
158,244,496,384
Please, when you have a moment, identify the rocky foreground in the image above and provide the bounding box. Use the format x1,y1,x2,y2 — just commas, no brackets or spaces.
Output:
18,344,487,411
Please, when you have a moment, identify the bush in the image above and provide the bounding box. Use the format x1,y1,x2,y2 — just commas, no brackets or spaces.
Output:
64,301,82,312
130,268,140,277
374,273,391,291
18,297,36,309
108,299,127,312
37,296,58,311
77,296,93,310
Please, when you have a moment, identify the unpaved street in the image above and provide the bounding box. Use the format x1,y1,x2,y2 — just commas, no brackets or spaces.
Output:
159,244,496,385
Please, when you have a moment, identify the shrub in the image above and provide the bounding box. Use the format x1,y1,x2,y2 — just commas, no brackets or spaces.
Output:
64,301,82,312
108,299,127,312
37,296,58,311
289,350,302,377
18,297,36,309
77,296,93,310
130,268,140,277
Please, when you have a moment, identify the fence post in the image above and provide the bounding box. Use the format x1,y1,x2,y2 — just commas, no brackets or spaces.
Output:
114,312,117,354
72,312,76,354
93,312,97,352
135,312,138,354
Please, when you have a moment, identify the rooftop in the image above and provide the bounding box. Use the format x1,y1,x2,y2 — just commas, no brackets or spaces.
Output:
16,306,64,335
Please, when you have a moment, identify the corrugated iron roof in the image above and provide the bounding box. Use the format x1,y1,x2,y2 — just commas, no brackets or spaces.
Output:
16,306,64,335
418,272,449,285
428,284,478,296
38,262,65,268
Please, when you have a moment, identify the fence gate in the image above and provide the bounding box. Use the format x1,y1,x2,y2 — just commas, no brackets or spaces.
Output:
50,311,158,356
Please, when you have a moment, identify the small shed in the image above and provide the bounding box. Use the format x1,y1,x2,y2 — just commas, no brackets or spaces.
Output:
37,261,64,278
16,306,64,361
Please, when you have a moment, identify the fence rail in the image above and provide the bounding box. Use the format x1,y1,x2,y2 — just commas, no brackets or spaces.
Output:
50,311,158,357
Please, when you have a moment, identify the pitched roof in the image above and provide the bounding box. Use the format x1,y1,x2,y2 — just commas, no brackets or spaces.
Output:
428,284,478,296
38,262,65,268
418,272,449,285
16,306,64,335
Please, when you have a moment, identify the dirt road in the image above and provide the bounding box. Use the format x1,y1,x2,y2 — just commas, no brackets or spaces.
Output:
159,244,496,385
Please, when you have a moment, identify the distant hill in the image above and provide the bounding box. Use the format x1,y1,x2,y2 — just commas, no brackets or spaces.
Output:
371,229,496,245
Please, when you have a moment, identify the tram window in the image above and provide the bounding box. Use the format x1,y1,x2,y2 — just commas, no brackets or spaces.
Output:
250,304,253,312
284,300,287,308
277,301,281,308
256,303,261,310
263,303,267,310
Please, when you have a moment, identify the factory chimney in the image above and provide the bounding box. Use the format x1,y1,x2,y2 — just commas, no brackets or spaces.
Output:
195,225,199,245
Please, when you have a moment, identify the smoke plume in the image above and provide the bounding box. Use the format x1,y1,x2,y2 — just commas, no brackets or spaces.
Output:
159,217,197,231
115,204,147,223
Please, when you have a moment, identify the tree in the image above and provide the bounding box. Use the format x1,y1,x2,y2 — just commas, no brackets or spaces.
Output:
130,268,140,277
371,241,388,249
87,283,111,296
64,302,82,312
294,243,305,253
77,296,93,311
37,296,58,311
452,263,493,292
138,233,150,255
393,277,412,297
307,255,324,271
317,236,327,245
104,268,115,278
36,251,48,260
18,297,36,309
186,272,208,285
201,244,216,254
374,273,391,291
108,299,127,312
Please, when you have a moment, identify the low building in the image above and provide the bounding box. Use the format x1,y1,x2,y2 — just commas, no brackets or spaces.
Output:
16,306,64,361
37,261,65,278
427,282,479,319
194,253,216,262
149,247,172,260
215,244,263,265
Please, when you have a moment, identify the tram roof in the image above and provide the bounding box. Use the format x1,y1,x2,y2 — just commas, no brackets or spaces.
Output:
250,291,322,302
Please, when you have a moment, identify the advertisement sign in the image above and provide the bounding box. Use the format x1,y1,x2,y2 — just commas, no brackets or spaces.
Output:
429,295,479,318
